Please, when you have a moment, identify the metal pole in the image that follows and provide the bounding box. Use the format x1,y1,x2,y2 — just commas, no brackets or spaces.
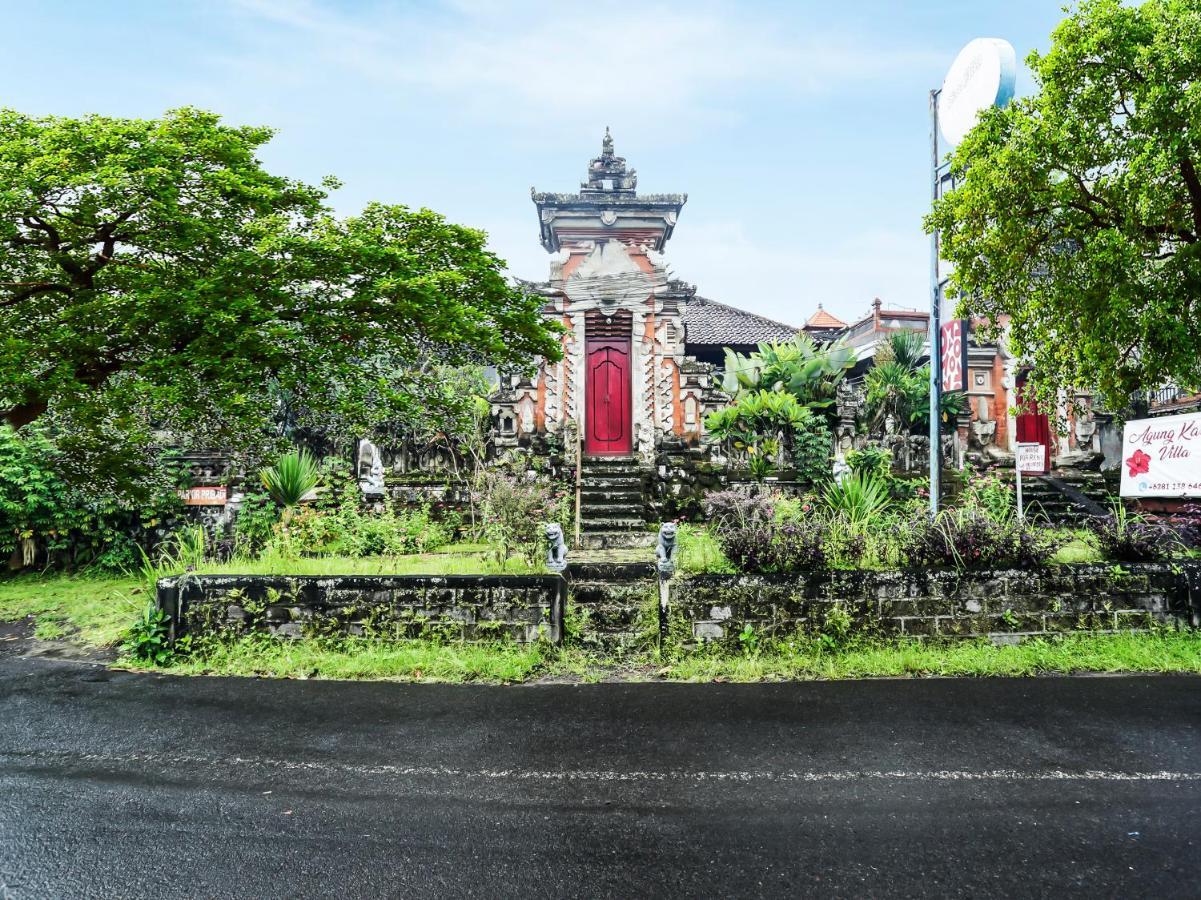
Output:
928,88,942,517
1016,464,1024,523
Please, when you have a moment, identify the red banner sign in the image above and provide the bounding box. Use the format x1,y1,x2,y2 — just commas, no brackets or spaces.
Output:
940,319,969,392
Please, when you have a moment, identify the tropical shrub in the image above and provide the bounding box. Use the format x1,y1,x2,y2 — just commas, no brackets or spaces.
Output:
344,504,450,557
232,491,281,554
121,603,178,666
863,332,966,434
1155,503,1201,549
481,473,562,568
715,517,779,573
710,335,846,480
845,447,892,481
714,516,826,574
703,489,776,533
791,418,834,486
822,472,892,528
1089,503,1177,562
820,514,870,568
721,335,855,415
260,449,320,511
765,519,827,571
704,489,828,573
959,464,1014,522
0,424,184,571
268,494,451,558
706,390,816,480
897,508,1058,569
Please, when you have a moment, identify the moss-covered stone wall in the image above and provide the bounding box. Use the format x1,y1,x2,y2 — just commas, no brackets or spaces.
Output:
670,563,1201,647
158,574,565,644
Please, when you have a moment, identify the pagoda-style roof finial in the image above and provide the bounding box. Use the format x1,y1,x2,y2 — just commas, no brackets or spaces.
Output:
579,127,636,198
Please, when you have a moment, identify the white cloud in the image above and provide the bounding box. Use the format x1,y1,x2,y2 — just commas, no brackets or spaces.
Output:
216,0,937,325
666,219,928,326
225,0,940,134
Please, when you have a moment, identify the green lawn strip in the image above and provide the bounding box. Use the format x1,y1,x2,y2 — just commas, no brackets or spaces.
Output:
664,631,1201,681
0,573,142,647
117,630,1201,684
123,635,548,683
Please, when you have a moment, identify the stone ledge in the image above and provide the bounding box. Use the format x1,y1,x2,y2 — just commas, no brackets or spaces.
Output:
158,574,567,645
668,562,1201,646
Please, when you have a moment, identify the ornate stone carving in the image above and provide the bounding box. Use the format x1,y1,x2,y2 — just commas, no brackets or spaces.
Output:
358,440,385,497
656,522,678,578
971,419,997,448
1074,415,1097,452
544,523,568,573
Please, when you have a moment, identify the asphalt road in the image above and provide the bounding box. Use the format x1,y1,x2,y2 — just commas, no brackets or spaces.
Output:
1,658,1199,899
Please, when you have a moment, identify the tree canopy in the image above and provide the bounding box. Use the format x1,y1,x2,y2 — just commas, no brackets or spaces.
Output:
0,107,560,483
926,0,1201,412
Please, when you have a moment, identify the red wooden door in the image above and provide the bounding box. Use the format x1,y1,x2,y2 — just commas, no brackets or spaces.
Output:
585,338,632,455
1015,376,1052,471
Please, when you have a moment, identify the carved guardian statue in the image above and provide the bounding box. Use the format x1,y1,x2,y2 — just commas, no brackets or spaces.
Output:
544,522,568,573
656,522,678,578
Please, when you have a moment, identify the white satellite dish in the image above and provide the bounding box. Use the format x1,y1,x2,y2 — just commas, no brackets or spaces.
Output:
939,38,1017,146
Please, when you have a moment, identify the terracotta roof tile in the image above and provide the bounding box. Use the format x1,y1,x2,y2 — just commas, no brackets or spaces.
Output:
683,297,801,346
804,305,847,329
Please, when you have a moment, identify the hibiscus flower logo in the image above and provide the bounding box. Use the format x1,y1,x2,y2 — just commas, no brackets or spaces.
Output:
1126,449,1151,477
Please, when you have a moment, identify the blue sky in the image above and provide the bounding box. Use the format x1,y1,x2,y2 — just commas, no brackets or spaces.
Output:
1,0,1067,326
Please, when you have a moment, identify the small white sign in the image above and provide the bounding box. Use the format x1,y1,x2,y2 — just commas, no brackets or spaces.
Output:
180,485,227,506
939,38,1018,146
1016,442,1046,475
1120,412,1201,498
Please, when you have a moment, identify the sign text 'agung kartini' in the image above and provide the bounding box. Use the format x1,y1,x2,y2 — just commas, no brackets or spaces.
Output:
1120,412,1201,498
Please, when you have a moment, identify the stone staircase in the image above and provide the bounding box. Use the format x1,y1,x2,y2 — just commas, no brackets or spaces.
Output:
1001,469,1116,525
577,456,653,550
566,562,656,653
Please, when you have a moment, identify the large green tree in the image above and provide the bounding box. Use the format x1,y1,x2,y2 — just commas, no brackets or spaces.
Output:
0,107,558,482
927,0,1201,411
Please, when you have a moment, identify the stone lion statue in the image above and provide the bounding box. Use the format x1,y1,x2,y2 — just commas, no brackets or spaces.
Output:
656,522,678,578
544,522,568,573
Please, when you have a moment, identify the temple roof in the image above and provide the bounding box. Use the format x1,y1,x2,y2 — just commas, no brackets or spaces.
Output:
684,296,801,347
531,130,686,253
803,304,848,330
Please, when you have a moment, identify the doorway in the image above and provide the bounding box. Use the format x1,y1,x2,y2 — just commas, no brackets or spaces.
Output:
1015,374,1052,471
584,310,633,456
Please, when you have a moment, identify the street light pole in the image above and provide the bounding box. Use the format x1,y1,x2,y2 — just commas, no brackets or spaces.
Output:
928,88,943,517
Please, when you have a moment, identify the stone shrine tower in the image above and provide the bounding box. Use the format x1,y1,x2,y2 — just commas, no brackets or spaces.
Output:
495,130,714,459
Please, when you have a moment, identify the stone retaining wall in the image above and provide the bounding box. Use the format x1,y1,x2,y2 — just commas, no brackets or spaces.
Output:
158,574,565,644
158,564,1201,650
671,563,1201,647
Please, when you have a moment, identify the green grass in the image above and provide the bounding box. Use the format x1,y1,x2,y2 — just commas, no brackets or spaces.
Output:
0,573,142,646
125,635,548,682
675,524,734,574
1050,528,1104,564
112,629,1201,684
663,631,1201,681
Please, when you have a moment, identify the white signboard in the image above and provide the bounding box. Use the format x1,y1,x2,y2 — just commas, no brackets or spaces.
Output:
939,38,1018,146
1016,442,1046,475
180,485,227,506
1120,412,1201,498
